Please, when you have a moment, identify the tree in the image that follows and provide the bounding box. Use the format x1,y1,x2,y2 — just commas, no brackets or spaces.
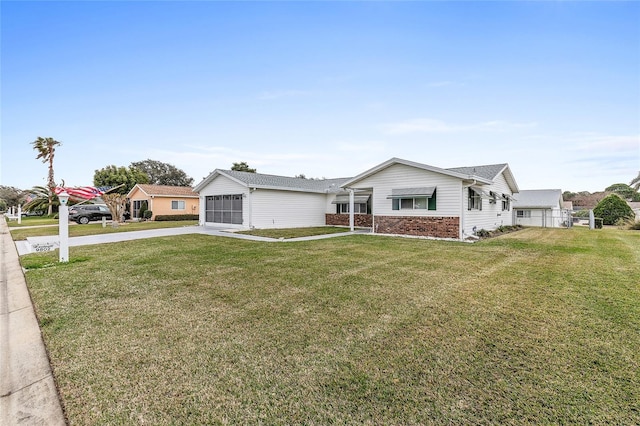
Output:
30,136,62,215
631,172,640,191
593,193,634,225
22,186,56,214
93,165,149,195
102,193,128,225
605,183,635,200
0,186,24,209
130,159,194,187
231,162,256,173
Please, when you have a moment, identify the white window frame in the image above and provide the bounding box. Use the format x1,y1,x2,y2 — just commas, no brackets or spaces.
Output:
516,210,531,218
171,200,186,210
338,203,367,214
468,188,482,210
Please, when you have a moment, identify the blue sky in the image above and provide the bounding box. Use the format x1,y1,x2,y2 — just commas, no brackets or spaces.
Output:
2,1,639,193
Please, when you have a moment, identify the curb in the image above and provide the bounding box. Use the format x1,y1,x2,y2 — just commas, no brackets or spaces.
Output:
0,217,66,425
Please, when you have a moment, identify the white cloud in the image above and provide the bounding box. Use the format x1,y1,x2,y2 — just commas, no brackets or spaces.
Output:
336,141,387,153
384,118,537,135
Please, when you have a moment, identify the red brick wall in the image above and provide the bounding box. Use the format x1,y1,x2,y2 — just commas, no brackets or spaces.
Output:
325,213,373,227
375,216,459,239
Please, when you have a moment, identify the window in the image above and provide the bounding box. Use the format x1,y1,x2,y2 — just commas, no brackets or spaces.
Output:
392,194,436,211
205,194,242,224
338,203,367,214
502,198,510,211
516,210,531,218
468,188,482,210
171,200,185,210
388,187,437,212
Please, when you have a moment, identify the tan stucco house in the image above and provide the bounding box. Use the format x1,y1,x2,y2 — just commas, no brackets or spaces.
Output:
127,184,199,220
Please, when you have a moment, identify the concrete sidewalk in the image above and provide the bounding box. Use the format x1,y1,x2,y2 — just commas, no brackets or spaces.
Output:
0,217,66,425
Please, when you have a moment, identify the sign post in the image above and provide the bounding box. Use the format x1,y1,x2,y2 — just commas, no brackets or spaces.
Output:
58,191,70,262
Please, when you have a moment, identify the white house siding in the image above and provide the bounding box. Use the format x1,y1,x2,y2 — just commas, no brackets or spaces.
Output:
198,175,248,227
251,189,328,229
463,172,515,236
514,207,567,228
349,163,463,217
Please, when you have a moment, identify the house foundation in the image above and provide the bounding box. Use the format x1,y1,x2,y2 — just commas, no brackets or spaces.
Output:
325,214,373,228
374,216,459,239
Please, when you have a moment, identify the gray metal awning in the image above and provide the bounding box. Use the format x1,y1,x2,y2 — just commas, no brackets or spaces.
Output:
387,186,436,199
470,186,493,199
332,194,371,204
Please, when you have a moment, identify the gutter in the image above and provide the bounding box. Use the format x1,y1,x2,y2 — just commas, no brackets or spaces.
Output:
460,179,476,241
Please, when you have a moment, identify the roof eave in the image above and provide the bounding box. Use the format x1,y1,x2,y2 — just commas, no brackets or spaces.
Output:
342,157,493,188
194,169,249,192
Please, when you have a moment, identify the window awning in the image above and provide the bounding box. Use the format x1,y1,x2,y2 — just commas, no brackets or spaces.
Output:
387,186,436,199
331,194,371,204
470,186,493,199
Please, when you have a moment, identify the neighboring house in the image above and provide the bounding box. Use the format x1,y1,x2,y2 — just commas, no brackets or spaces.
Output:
193,170,349,229
127,184,199,220
194,157,520,240
512,189,569,228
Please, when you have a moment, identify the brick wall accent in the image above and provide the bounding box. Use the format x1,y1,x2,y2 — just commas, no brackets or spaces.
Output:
325,213,373,227
375,215,459,239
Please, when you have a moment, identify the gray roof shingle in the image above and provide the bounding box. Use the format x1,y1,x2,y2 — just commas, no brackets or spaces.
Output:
446,164,508,181
220,170,350,193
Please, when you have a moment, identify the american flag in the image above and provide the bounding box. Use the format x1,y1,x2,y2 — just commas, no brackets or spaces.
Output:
54,186,110,200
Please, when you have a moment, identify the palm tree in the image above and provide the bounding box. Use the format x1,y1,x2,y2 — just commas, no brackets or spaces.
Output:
31,137,62,215
631,171,640,192
22,186,56,215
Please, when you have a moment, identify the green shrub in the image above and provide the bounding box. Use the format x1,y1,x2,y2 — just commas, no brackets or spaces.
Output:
475,229,490,238
594,218,603,229
143,210,153,220
154,214,198,222
573,209,590,218
593,194,634,225
139,201,148,220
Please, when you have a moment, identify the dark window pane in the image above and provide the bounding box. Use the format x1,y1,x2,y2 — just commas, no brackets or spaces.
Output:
232,212,242,224
401,198,413,209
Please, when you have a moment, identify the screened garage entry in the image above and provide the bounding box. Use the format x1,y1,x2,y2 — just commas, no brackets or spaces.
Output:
205,194,243,225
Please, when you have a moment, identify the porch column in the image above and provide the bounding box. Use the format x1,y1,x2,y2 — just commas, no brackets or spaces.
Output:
349,188,354,231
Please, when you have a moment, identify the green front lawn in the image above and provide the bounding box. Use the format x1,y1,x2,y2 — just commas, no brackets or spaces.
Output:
6,216,58,227
9,220,198,240
237,226,351,239
21,227,640,424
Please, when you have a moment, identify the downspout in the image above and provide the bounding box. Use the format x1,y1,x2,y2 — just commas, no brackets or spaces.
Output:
248,188,255,229
460,179,476,241
348,188,355,231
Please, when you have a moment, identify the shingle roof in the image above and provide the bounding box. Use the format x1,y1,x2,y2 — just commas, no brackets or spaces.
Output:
446,164,508,181
218,170,350,194
134,184,198,197
512,189,563,208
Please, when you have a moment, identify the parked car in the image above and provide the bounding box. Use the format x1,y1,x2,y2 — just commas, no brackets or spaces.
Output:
21,210,45,217
68,204,112,224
